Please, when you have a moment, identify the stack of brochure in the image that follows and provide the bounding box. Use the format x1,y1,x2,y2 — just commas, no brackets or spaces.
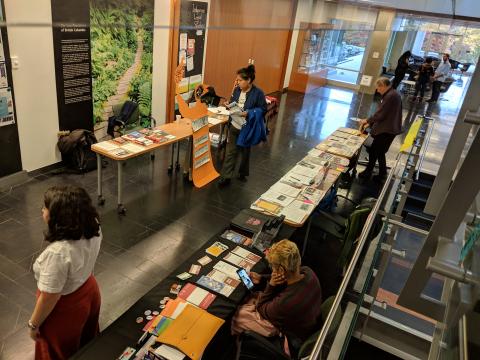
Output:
250,126,364,224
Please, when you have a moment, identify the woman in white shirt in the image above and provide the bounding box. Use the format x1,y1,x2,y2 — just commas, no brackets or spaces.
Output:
29,185,102,360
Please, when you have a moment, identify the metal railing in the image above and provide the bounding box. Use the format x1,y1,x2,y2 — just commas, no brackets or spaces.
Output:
308,155,401,360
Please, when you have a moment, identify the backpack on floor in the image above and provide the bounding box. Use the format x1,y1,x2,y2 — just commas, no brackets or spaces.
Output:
57,129,98,173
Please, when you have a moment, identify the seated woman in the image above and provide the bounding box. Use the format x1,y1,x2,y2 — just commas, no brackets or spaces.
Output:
232,239,322,355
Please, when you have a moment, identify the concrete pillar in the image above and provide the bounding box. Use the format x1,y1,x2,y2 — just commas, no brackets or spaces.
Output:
359,9,396,95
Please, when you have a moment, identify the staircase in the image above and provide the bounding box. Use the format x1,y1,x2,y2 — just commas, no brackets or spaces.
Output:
402,172,436,231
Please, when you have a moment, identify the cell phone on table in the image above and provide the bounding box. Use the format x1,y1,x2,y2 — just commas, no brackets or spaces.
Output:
237,268,254,290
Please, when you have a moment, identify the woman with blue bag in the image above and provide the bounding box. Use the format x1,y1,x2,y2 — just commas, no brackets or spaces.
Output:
218,65,267,187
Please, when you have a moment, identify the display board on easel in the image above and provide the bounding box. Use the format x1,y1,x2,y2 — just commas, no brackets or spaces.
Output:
175,60,219,188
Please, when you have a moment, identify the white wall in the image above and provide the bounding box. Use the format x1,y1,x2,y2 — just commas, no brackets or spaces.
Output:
151,0,171,124
4,0,60,172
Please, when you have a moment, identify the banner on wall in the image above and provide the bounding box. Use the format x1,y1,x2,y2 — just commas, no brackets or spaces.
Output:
177,0,208,104
0,0,22,177
51,0,93,131
51,0,154,136
90,0,154,135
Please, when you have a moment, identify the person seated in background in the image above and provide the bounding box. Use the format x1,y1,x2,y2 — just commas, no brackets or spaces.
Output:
232,239,322,356
411,57,434,102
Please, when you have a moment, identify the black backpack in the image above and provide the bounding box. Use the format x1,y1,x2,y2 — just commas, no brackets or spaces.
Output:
57,129,98,173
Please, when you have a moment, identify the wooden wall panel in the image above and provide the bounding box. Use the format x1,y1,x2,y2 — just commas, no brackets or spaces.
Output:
204,0,294,98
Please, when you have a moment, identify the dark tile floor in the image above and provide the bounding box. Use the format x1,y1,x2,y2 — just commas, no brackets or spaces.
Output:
0,76,470,359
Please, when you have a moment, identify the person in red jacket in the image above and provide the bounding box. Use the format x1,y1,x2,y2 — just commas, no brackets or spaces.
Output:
359,77,403,183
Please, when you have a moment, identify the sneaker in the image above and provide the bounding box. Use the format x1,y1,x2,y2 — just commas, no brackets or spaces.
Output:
237,175,248,183
358,170,372,179
218,177,231,187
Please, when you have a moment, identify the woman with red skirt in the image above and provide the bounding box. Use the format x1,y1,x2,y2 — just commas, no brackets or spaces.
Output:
29,185,102,360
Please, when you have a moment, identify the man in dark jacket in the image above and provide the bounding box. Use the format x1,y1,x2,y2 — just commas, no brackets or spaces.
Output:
359,77,402,182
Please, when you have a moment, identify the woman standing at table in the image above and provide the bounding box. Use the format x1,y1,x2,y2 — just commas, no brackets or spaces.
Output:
392,51,412,89
218,64,267,187
29,186,102,360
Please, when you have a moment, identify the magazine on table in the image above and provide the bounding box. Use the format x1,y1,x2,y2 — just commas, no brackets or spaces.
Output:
281,200,314,224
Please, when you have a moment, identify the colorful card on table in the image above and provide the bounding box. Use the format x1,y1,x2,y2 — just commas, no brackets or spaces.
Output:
220,230,251,245
197,255,212,265
178,283,216,309
205,242,229,257
213,260,240,279
196,275,234,297
177,272,192,280
207,269,241,288
170,283,183,295
189,264,201,275
223,252,256,270
231,246,262,264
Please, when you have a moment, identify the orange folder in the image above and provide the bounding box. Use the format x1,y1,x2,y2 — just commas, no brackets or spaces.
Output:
158,304,225,360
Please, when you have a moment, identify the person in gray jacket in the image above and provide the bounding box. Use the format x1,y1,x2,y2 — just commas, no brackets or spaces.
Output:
359,77,402,182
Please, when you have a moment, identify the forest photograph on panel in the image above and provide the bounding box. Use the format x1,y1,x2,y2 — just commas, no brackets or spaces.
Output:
90,0,154,135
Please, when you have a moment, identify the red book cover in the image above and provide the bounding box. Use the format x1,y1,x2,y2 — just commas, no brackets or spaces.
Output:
178,283,216,310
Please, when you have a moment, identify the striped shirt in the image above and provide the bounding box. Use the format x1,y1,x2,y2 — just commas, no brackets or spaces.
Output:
257,266,322,342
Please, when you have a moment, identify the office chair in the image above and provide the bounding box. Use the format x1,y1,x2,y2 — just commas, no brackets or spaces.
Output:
235,296,342,360
306,198,378,270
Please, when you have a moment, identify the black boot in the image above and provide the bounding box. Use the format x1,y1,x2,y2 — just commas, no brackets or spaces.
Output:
218,177,231,187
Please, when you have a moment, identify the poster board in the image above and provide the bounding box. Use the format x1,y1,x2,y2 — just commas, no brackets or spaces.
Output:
0,0,22,177
176,1,208,107
175,60,219,188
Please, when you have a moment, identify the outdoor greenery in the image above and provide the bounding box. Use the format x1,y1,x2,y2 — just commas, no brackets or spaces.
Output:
90,0,153,124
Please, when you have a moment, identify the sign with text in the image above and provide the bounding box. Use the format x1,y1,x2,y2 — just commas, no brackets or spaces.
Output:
51,0,93,131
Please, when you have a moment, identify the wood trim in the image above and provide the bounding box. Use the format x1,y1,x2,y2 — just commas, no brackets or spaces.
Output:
166,0,180,123
278,0,298,91
288,22,333,93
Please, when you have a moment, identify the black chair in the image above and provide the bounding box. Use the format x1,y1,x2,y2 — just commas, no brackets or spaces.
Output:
305,197,378,270
235,296,342,360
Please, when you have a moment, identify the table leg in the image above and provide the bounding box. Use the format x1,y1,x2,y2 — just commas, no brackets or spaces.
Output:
168,143,174,174
183,138,192,180
117,161,126,215
302,216,313,257
175,139,181,171
96,154,105,206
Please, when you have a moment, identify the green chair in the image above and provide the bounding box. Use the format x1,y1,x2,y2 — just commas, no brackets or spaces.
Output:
235,296,343,360
298,296,343,358
307,198,378,270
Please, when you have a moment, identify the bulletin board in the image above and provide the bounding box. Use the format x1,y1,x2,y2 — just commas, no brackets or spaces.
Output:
0,0,22,177
176,0,208,102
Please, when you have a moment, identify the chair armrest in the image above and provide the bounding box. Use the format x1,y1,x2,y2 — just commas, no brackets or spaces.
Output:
315,210,346,228
336,194,358,206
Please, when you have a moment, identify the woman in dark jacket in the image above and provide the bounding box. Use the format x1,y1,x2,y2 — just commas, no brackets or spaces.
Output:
218,65,267,187
392,51,412,89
